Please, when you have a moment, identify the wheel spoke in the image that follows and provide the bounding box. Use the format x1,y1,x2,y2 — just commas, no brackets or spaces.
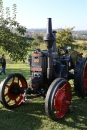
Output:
4,92,9,96
18,77,20,84
6,84,10,88
6,98,11,103
13,95,23,106
12,77,15,83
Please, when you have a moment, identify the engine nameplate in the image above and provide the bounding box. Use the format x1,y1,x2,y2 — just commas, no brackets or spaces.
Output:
31,67,42,71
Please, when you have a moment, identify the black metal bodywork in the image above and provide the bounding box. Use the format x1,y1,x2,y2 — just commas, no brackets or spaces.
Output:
28,18,87,99
29,46,81,97
30,49,67,85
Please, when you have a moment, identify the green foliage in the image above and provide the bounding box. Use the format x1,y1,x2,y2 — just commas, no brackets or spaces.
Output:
0,0,32,62
30,34,44,50
56,28,74,49
36,35,43,42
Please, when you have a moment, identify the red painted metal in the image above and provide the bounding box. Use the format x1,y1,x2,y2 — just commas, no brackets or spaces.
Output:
84,64,87,92
53,82,71,118
33,59,39,62
31,67,42,71
4,77,26,107
32,52,42,56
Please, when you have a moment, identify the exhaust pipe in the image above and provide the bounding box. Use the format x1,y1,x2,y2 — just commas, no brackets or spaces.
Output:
44,18,55,82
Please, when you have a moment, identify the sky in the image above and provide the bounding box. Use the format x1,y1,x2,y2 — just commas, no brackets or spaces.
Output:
2,0,87,30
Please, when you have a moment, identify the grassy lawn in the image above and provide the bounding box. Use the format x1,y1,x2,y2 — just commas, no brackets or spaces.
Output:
0,63,87,130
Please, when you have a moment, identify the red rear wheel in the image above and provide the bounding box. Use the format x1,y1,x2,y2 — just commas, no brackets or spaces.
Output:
74,58,87,98
84,63,87,92
0,73,27,109
45,78,71,120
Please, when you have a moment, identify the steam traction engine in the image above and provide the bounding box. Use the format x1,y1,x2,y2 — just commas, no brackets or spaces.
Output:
0,18,87,121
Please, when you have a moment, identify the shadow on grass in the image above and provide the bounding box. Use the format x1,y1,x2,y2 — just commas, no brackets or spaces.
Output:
0,96,87,130
57,96,87,129
0,101,45,130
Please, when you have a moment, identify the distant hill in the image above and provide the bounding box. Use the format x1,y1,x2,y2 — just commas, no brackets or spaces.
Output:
27,28,87,33
26,28,87,40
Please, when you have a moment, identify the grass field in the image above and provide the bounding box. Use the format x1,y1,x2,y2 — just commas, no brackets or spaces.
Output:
0,63,87,130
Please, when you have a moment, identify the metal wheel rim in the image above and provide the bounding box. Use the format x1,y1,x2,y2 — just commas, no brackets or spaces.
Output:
3,76,27,107
53,82,71,118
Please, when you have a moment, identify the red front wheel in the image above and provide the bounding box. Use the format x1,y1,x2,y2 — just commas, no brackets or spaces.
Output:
45,78,72,121
0,73,27,109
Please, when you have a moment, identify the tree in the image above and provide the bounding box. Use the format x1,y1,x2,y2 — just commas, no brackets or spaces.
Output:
29,34,44,50
56,28,74,49
0,0,32,62
36,35,43,42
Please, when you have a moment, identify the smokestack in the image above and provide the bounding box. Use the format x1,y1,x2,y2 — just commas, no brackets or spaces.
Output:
44,18,55,48
44,18,55,82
